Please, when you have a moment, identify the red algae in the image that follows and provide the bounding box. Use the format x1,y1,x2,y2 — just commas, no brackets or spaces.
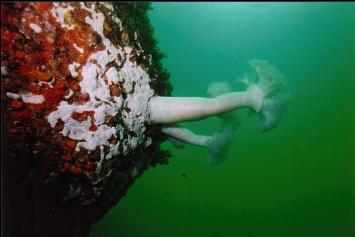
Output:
64,155,72,161
1,2,108,180
11,100,23,109
89,124,98,132
84,162,94,171
66,140,77,150
109,84,121,97
72,111,94,122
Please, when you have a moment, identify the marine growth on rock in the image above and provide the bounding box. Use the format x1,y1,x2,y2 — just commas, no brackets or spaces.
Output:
1,2,290,237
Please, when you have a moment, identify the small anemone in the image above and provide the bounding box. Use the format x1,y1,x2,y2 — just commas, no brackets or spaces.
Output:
205,122,234,165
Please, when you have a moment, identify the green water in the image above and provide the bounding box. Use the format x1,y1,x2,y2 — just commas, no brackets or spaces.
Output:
89,3,355,237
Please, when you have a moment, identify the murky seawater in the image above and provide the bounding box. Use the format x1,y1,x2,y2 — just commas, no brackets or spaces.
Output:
89,3,355,237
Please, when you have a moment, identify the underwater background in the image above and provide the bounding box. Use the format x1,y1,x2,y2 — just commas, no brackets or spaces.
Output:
89,2,355,237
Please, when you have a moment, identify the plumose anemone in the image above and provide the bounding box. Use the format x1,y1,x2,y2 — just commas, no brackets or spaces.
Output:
157,59,290,164
1,2,290,237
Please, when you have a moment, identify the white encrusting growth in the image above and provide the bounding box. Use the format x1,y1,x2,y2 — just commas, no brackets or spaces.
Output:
51,3,75,30
79,59,110,102
29,23,42,33
73,43,84,54
47,3,154,164
102,2,114,11
22,93,45,104
16,92,45,104
124,47,133,55
64,89,74,99
113,17,123,31
68,62,80,77
105,67,119,85
38,78,55,89
6,92,21,100
81,3,112,48
47,100,119,153
120,60,154,150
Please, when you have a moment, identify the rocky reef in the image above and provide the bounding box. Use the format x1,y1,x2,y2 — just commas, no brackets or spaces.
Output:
1,2,172,237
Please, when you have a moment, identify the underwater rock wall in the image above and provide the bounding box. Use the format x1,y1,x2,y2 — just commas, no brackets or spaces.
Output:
1,2,171,237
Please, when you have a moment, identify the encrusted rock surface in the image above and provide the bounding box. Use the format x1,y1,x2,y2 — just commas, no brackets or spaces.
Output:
1,2,172,237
